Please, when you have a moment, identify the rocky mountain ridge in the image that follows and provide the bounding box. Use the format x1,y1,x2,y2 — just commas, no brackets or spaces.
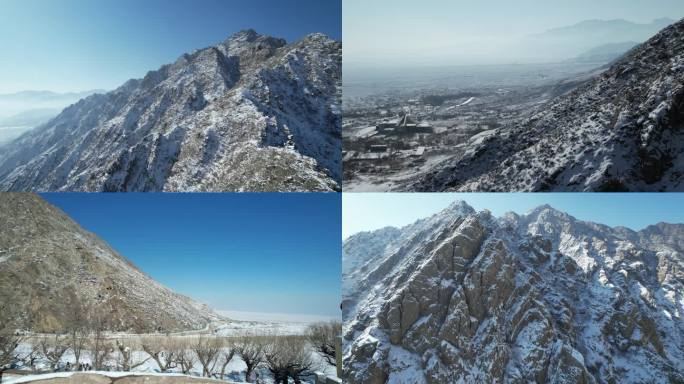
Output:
343,202,684,383
0,30,341,192
0,193,220,332
415,18,684,191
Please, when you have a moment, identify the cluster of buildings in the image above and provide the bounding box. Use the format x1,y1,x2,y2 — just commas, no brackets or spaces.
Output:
375,114,433,136
343,114,432,166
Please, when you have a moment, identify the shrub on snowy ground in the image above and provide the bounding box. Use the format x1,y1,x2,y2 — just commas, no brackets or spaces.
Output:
265,336,316,384
0,331,21,383
141,336,177,372
191,335,223,377
306,321,341,367
213,342,235,381
64,294,89,371
115,338,149,371
21,341,41,372
0,303,22,383
234,334,266,383
39,335,69,371
170,340,197,375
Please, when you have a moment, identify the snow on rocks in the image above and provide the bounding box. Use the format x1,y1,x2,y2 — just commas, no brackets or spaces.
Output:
413,18,684,192
343,201,684,383
0,30,341,192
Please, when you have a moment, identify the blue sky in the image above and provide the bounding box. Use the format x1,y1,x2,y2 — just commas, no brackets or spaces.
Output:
343,193,684,239
0,0,341,93
40,193,341,318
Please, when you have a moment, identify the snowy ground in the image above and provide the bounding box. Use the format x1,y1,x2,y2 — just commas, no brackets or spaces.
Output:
214,310,338,336
3,371,233,384
343,153,452,192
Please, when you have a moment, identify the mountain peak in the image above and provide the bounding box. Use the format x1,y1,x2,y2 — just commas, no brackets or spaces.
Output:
525,204,575,221
231,28,259,41
442,200,476,216
223,29,287,48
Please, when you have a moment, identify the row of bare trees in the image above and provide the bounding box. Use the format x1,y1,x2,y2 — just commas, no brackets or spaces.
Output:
1,332,337,382
0,317,342,383
138,334,319,383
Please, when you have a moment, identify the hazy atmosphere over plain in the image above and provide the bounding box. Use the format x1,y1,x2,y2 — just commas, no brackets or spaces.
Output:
343,0,684,67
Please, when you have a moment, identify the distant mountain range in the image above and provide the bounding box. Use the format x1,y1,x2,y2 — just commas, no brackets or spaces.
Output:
522,18,675,61
0,193,219,332
0,90,105,104
0,30,341,192
0,90,104,145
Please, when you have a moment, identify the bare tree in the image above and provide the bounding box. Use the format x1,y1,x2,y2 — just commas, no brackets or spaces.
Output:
265,336,316,384
69,329,88,371
0,330,22,383
306,321,341,367
0,303,22,383
39,335,70,371
65,293,90,370
192,336,222,377
89,309,113,371
115,338,149,371
171,339,197,375
215,343,235,380
234,334,265,383
141,336,177,372
22,341,41,372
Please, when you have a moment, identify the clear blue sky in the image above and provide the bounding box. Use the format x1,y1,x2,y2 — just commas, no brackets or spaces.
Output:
343,193,684,239
0,0,341,93
40,193,341,318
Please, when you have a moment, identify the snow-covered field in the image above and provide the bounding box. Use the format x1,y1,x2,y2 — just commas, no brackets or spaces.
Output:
3,371,232,384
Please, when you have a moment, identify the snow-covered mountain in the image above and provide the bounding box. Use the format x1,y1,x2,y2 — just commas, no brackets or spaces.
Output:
343,202,684,383
415,18,684,191
0,193,220,332
0,30,341,192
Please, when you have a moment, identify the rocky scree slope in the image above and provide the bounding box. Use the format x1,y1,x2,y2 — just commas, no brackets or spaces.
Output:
0,193,219,332
0,30,341,192
415,18,684,192
343,202,684,383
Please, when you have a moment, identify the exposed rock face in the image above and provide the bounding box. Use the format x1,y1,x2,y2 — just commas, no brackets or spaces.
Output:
0,30,341,192
0,193,219,332
415,18,684,191
343,202,684,383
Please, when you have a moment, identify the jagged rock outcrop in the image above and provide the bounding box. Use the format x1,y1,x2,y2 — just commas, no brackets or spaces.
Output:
0,30,341,192
0,193,219,332
343,202,684,383
415,18,684,192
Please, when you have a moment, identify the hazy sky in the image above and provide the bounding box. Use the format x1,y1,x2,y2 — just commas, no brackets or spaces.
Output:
41,193,341,318
0,0,341,93
343,193,684,239
344,0,684,67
